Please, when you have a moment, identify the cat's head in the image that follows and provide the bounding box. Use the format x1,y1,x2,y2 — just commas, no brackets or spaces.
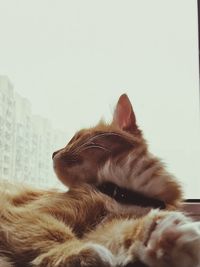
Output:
53,94,182,206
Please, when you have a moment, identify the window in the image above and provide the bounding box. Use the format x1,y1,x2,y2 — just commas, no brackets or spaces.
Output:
0,1,199,197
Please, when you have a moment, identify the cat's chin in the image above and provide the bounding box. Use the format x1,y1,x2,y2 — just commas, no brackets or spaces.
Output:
53,156,77,187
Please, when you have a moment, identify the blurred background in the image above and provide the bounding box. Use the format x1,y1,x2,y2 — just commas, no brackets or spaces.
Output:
0,0,199,197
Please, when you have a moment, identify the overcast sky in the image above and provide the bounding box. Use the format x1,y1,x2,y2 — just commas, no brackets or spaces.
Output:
0,0,199,197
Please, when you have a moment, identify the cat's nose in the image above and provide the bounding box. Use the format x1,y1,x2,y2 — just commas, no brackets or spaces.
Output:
52,151,59,159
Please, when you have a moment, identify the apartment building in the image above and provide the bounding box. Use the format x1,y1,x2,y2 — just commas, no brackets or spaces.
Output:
0,76,15,181
0,75,67,188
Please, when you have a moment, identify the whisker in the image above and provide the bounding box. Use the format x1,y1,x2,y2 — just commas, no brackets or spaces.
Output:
78,145,111,153
69,132,124,155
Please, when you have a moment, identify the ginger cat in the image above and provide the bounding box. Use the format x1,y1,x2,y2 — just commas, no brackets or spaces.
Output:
0,94,200,267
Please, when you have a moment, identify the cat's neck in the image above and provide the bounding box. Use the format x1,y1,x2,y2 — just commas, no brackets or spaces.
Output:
97,150,183,207
98,182,166,209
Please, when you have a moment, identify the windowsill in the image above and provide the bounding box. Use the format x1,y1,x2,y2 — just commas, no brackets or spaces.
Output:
182,200,200,221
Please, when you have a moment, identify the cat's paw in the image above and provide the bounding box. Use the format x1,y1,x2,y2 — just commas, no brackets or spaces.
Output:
141,211,200,267
32,243,114,267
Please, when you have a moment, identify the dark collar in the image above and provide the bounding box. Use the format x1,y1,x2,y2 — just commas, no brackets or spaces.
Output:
98,182,166,209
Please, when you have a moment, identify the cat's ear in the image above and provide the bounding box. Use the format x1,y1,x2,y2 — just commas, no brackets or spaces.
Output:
113,94,139,134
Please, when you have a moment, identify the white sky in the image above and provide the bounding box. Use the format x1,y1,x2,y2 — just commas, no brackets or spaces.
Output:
0,0,199,198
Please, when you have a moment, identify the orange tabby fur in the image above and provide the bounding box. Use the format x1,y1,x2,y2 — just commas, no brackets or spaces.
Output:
0,94,199,267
